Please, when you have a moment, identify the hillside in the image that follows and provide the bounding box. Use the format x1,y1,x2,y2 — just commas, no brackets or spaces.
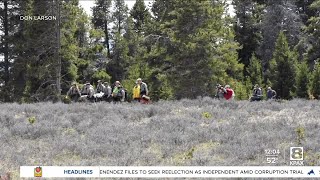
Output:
1,98,320,179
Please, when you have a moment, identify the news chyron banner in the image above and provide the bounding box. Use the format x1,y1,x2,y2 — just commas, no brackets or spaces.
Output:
20,166,320,178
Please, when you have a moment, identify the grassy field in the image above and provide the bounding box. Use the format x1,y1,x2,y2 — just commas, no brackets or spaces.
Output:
1,98,320,179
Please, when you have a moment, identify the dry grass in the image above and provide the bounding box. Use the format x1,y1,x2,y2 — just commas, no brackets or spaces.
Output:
1,98,320,179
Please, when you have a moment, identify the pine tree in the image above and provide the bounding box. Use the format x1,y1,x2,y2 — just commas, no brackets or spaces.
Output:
295,60,310,98
120,16,144,91
0,0,21,101
92,0,112,57
258,0,302,79
295,0,317,24
310,62,320,99
11,0,58,102
112,0,129,35
80,28,109,83
60,0,93,92
269,31,296,99
148,0,243,99
306,0,320,69
9,0,93,102
130,0,151,34
107,33,130,82
151,0,175,22
246,53,263,87
105,0,130,83
295,0,318,62
233,0,263,73
245,77,253,98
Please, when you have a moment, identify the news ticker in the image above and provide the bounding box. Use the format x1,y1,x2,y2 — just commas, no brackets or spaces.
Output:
21,166,320,178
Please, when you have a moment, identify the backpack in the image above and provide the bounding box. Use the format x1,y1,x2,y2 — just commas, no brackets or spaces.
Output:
117,88,128,101
254,88,262,96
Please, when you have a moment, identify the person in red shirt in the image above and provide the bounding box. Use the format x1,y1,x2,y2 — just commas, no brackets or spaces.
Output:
223,85,235,100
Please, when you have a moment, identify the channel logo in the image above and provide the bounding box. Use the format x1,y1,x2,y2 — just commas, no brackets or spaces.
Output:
34,166,42,177
289,147,304,166
290,147,303,161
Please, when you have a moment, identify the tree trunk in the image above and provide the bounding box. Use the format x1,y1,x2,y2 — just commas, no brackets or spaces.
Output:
56,0,61,98
118,15,121,34
4,0,9,85
104,19,111,58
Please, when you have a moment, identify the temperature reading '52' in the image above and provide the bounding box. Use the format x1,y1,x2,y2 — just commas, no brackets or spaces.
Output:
265,149,280,164
266,157,278,164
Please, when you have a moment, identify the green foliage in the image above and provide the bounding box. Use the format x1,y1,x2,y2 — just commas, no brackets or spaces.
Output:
107,33,130,82
112,0,129,34
231,80,249,100
10,0,59,102
130,0,151,33
306,0,320,69
60,1,90,87
22,80,32,103
310,62,320,99
233,0,263,71
2,0,319,102
92,0,112,57
295,60,310,98
246,54,263,87
258,0,302,75
295,0,317,24
62,95,71,104
202,112,212,119
244,77,253,98
92,70,111,83
295,125,305,145
28,116,36,124
156,74,174,100
269,31,296,99
148,0,243,99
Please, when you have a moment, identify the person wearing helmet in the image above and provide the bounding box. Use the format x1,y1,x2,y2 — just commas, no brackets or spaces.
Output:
66,82,81,102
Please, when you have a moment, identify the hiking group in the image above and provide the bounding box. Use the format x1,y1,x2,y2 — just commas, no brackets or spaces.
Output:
65,78,150,104
215,84,277,101
66,79,277,103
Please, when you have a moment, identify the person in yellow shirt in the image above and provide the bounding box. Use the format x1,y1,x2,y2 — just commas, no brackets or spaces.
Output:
132,81,141,102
